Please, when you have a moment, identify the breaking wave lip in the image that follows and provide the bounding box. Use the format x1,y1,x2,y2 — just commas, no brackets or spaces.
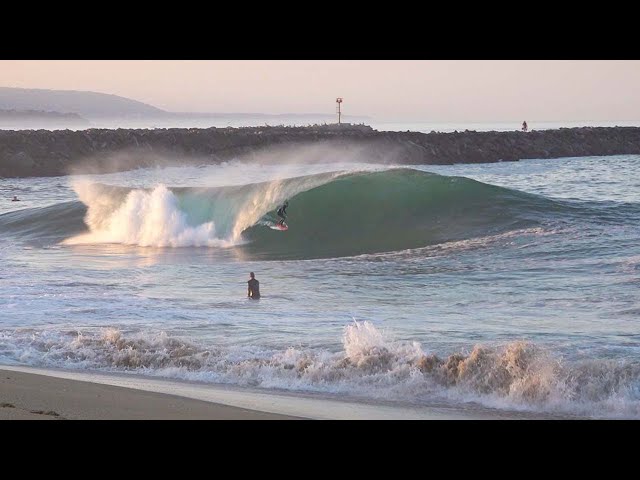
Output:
2,321,639,418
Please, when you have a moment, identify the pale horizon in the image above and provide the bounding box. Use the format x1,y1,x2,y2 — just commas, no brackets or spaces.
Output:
2,60,640,122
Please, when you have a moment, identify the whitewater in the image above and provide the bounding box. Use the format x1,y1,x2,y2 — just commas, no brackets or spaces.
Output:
1,157,640,418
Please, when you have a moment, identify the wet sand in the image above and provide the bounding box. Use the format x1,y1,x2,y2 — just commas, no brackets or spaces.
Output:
0,368,299,420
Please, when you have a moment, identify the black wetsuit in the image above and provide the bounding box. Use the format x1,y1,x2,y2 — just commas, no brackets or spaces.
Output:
276,204,288,224
248,278,260,299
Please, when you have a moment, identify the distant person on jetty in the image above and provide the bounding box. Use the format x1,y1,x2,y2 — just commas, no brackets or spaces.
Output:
11,195,19,202
247,272,260,300
522,121,528,132
276,200,289,226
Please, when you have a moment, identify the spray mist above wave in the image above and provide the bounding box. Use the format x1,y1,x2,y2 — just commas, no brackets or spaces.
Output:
3,321,640,418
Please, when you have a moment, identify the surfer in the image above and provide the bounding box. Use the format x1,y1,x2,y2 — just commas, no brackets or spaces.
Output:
247,272,260,300
11,196,19,202
276,200,289,226
522,120,528,132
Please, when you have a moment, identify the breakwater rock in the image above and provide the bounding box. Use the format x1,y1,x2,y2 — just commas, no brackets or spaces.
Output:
2,124,640,177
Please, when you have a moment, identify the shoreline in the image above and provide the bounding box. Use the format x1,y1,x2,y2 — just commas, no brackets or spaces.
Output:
2,125,640,178
0,366,299,420
0,365,563,420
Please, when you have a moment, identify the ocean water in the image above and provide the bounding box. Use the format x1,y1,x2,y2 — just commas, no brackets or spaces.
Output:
1,155,639,418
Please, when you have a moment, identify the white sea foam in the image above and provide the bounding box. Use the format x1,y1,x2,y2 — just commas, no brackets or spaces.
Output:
2,321,639,418
63,170,343,247
64,183,229,247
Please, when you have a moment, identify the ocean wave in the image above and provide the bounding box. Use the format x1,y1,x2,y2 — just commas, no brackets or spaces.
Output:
2,321,639,418
1,168,633,259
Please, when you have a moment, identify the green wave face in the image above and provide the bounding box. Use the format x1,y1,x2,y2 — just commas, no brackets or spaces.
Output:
240,169,546,259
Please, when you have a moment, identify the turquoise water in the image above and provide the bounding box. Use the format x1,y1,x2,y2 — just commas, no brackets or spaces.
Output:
1,156,639,417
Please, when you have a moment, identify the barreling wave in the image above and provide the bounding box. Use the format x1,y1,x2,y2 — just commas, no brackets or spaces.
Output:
0,168,624,259
2,321,639,418
240,168,552,259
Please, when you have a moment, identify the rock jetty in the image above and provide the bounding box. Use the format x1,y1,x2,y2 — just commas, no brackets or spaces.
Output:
1,124,640,177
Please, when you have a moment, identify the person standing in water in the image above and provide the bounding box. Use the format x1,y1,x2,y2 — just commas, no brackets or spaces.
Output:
522,120,528,132
247,272,260,299
276,200,289,226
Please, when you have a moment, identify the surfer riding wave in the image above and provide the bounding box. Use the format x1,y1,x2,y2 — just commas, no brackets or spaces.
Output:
276,200,289,226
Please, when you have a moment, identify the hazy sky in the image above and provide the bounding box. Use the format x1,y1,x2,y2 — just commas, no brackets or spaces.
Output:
2,60,639,121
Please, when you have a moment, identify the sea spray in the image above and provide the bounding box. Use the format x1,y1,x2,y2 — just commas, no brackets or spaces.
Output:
65,183,228,247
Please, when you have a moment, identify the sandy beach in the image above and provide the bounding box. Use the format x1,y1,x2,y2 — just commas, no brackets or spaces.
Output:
0,368,298,420
0,366,563,419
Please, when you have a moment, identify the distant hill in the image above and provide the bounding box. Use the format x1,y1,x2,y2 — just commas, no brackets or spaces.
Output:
0,87,165,118
0,109,89,127
0,87,371,126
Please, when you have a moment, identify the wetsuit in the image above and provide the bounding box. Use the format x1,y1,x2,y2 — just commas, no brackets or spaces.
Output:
248,278,260,299
276,204,288,225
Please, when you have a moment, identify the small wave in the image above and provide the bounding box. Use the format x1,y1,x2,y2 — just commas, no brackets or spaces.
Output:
2,322,639,418
0,201,86,241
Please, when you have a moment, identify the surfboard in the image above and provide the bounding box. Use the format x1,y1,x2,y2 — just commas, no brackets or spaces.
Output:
270,222,288,231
